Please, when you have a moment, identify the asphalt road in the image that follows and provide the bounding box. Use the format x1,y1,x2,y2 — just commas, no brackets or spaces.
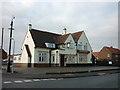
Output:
2,73,119,88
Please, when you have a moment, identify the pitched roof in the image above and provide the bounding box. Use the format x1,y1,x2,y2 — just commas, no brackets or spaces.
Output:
29,29,83,48
71,31,83,42
104,46,120,54
55,34,70,44
92,52,99,57
30,29,60,48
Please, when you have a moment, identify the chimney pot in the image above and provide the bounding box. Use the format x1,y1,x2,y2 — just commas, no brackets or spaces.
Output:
28,24,32,30
62,28,67,35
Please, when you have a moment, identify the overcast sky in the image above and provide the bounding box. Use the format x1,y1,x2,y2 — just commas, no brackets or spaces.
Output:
0,0,118,54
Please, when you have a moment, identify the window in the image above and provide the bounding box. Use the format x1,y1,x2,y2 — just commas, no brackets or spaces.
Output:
62,44,65,48
85,43,87,50
39,52,47,62
107,54,110,57
116,55,118,57
79,54,87,62
18,56,21,60
84,43,87,50
14,57,16,60
77,44,82,50
67,42,70,48
84,45,86,50
52,55,55,62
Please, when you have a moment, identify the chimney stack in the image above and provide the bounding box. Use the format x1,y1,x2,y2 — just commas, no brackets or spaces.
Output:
28,24,32,30
62,28,67,35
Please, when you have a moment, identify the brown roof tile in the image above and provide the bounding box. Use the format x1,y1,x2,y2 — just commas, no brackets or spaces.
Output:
71,31,83,42
30,29,60,48
104,46,120,54
55,34,70,44
92,52,99,57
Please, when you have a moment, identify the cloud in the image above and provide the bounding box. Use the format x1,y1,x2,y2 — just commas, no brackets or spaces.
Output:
0,1,118,53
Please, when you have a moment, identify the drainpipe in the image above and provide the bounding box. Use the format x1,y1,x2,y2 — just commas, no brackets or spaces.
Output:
49,49,51,67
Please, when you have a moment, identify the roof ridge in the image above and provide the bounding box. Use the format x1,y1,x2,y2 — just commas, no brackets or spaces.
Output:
31,29,60,36
71,31,84,34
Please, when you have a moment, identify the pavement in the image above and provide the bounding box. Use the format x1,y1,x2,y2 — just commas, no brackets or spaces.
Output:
2,66,120,80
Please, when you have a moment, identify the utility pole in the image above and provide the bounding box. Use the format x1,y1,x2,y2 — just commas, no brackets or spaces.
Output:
0,28,4,69
7,17,15,72
11,38,15,73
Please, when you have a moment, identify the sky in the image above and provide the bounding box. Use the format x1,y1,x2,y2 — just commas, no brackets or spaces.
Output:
0,0,119,54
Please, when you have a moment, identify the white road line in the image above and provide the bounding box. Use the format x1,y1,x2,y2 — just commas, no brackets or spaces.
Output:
24,80,32,82
14,81,23,83
3,81,12,84
47,78,57,80
32,79,41,81
41,79,49,81
57,78,63,80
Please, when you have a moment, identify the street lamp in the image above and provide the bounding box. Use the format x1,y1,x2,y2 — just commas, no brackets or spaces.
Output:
11,38,15,73
7,17,15,72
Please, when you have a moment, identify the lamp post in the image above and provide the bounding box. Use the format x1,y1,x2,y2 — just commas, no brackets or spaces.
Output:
7,17,15,72
0,28,4,69
11,38,15,73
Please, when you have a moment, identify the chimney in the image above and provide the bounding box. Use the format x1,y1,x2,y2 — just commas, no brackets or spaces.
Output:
110,46,113,48
28,24,32,30
62,28,67,35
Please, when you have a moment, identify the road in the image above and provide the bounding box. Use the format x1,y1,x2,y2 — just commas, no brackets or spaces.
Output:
2,73,119,88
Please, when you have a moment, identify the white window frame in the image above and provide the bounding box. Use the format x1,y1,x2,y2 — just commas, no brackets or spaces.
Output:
39,52,47,62
107,54,110,57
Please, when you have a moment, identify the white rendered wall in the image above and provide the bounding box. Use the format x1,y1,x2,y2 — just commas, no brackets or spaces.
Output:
59,35,76,55
77,32,92,63
14,55,21,63
34,48,50,63
20,30,35,63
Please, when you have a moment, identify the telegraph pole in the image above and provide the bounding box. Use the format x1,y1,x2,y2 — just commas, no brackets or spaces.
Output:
7,17,15,72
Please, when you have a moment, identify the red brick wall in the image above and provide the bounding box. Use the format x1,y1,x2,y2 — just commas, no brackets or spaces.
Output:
98,47,112,60
14,63,59,67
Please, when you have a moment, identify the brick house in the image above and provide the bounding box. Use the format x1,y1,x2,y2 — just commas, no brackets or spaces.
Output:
96,46,120,66
92,52,99,64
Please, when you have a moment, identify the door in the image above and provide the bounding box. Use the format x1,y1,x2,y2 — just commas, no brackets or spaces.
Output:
60,54,65,67
28,57,31,67
25,44,32,67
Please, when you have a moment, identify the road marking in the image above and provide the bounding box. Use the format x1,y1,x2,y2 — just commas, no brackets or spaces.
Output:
47,78,57,80
3,78,63,84
57,78,63,80
3,81,12,84
41,79,49,81
24,80,32,82
32,79,41,81
14,81,23,83
97,73,107,75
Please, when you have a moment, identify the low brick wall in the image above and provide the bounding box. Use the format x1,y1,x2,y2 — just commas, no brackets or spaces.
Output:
14,63,59,67
14,63,28,67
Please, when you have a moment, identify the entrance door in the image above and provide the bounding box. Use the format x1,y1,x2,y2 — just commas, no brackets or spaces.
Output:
25,44,32,67
28,57,31,67
60,54,65,67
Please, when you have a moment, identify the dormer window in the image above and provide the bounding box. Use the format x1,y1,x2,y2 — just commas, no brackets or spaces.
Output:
62,44,65,48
